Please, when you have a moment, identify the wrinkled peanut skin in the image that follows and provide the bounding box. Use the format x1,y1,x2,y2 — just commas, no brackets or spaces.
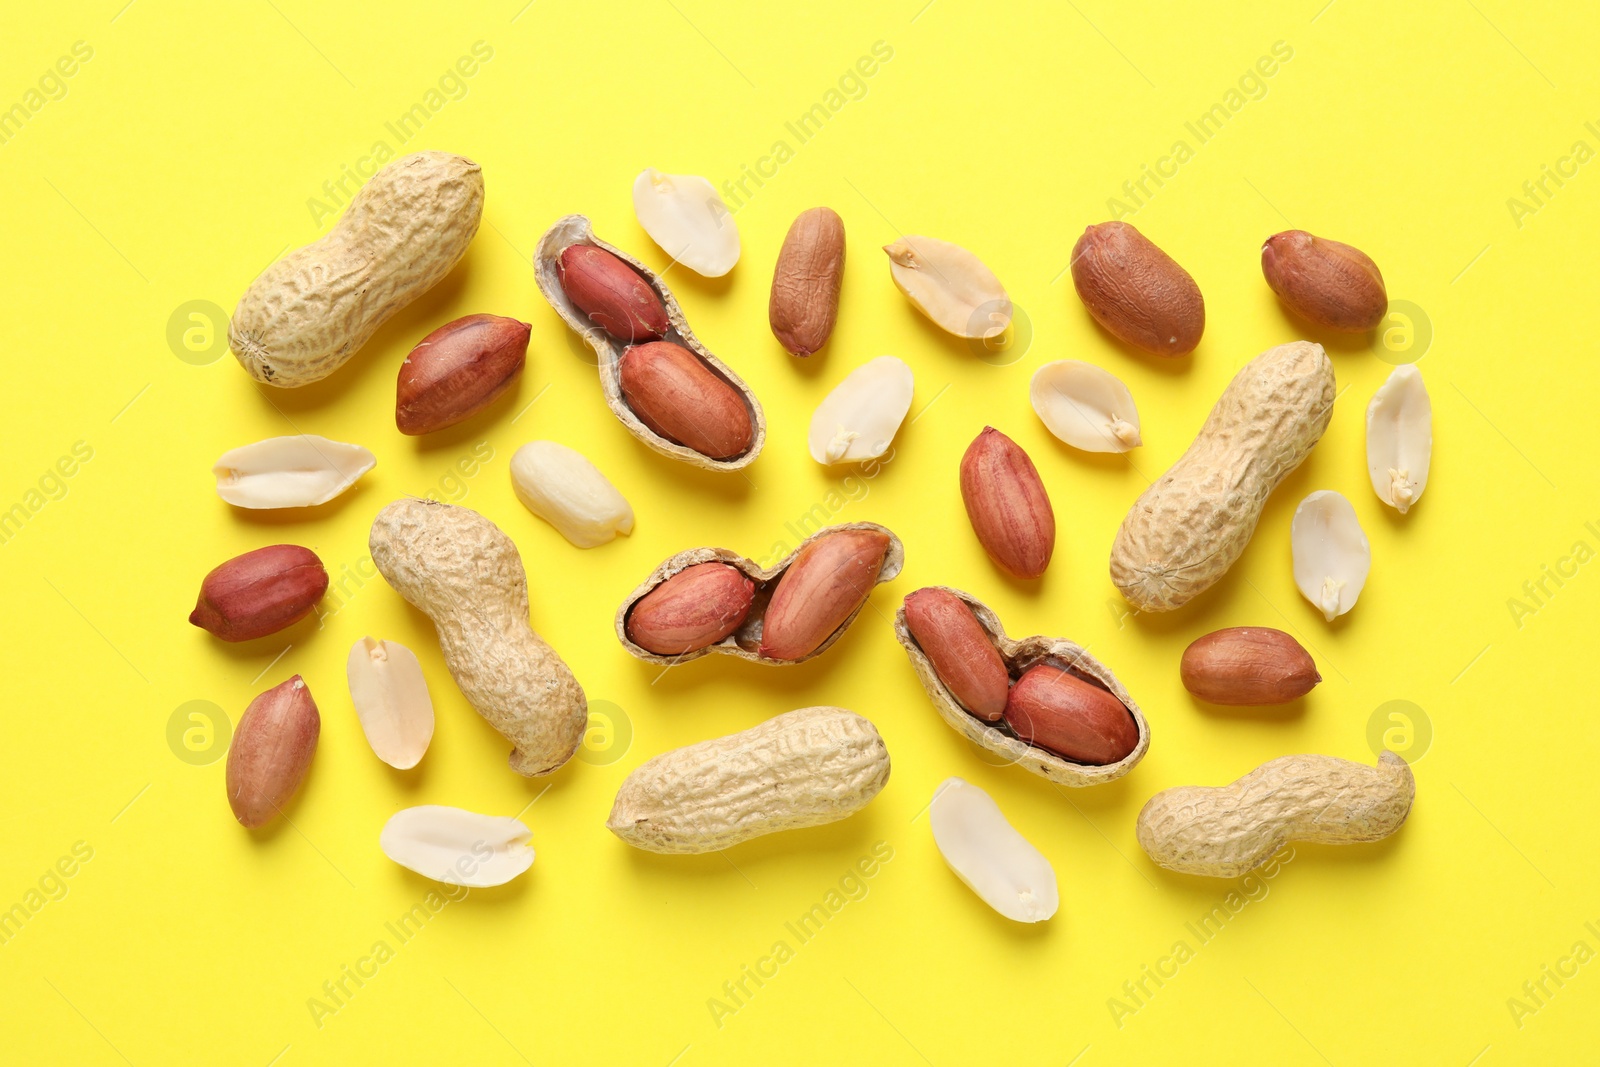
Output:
1180,627,1320,705
758,529,891,660
1137,751,1415,877
770,207,846,356
369,499,586,777
903,588,1010,721
625,562,756,655
1111,341,1334,612
1261,230,1387,331
1071,222,1204,356
960,427,1055,579
230,151,483,387
1003,664,1139,765
619,342,755,460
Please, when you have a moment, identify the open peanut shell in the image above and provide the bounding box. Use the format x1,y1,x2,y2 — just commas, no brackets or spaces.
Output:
893,586,1149,786
615,522,904,665
533,214,766,471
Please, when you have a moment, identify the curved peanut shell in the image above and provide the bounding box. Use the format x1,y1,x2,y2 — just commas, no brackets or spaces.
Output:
893,586,1149,787
1136,751,1415,878
230,151,484,388
606,706,891,854
533,214,766,471
615,522,903,666
368,499,587,777
1110,340,1335,612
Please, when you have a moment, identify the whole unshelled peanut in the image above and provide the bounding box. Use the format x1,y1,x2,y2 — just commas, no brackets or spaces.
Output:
226,675,320,828
769,207,846,356
758,529,891,661
1003,664,1139,765
558,244,670,343
1261,230,1387,331
619,341,754,460
395,314,529,435
1071,222,1204,356
960,427,1055,579
902,588,1009,722
1180,627,1320,705
626,562,756,655
189,544,328,642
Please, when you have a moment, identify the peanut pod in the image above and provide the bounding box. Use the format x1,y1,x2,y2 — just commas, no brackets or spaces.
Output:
893,586,1149,787
369,499,587,777
616,522,903,666
606,706,890,854
1136,751,1415,878
533,214,766,471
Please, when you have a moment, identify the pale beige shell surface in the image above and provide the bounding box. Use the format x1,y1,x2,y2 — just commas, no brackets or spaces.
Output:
230,152,485,388
614,521,904,665
1136,751,1415,878
368,498,586,776
533,214,766,471
606,706,891,854
1110,340,1334,612
892,586,1149,787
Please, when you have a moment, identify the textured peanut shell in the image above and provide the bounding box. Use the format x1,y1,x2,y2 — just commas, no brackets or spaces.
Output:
533,215,766,471
230,152,484,388
368,499,586,776
893,587,1149,787
615,522,903,666
1136,751,1415,878
1110,341,1335,612
606,706,891,854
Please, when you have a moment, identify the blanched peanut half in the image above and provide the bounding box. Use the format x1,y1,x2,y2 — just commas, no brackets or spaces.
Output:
346,637,435,769
1029,360,1141,453
883,235,1011,339
379,806,533,887
808,356,914,464
632,169,740,277
510,441,634,548
1366,365,1431,514
1291,490,1370,621
929,778,1057,923
213,434,375,509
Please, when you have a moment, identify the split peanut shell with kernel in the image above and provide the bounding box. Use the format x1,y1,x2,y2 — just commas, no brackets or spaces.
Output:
893,586,1149,787
615,522,904,666
533,214,766,471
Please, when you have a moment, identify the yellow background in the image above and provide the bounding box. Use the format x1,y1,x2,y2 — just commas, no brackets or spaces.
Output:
3,2,1596,1063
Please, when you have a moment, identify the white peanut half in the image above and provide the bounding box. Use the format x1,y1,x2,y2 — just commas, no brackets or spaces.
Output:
369,498,587,776
929,778,1058,922
213,434,375,509
606,706,890,854
379,806,533,887
1136,751,1415,878
510,440,634,548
